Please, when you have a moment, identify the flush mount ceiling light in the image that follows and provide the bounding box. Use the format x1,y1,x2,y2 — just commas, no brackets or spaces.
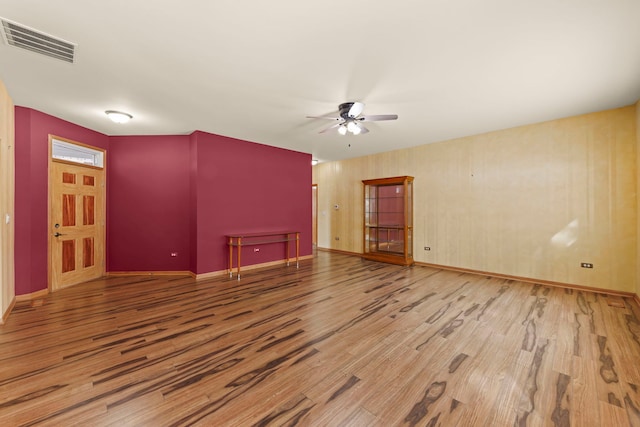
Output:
105,110,132,123
311,159,318,165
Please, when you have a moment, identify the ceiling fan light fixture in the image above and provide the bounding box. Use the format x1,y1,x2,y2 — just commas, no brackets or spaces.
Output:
307,102,397,135
105,110,132,123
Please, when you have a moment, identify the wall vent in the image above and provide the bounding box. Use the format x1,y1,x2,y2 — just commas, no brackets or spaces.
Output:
0,17,75,63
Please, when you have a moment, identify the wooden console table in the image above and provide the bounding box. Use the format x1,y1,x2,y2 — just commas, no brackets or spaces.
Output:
227,231,300,279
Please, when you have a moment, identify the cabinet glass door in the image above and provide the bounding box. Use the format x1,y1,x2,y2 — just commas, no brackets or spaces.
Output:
362,176,414,265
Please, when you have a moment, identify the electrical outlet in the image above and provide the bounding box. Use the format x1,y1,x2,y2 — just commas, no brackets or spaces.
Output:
254,248,260,252
424,247,431,251
170,252,178,257
580,262,593,268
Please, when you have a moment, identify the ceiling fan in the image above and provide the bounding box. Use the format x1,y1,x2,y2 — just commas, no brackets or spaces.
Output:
306,102,398,135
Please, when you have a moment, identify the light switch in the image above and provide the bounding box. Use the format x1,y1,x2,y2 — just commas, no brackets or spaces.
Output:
5,213,9,224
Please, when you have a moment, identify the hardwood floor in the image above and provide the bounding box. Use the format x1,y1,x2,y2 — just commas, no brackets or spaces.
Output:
1,251,639,426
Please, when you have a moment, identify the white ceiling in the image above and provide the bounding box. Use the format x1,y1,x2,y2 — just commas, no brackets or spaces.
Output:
1,1,639,163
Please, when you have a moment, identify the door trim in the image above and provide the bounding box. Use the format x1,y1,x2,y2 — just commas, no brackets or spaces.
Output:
312,184,317,247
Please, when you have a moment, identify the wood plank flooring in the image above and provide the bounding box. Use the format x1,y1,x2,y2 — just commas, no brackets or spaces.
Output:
1,251,640,426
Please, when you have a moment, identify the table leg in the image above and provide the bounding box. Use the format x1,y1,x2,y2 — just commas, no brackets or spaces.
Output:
237,237,242,280
286,236,290,266
228,237,233,278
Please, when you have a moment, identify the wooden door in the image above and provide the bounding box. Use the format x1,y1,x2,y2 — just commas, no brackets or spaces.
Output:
49,161,105,290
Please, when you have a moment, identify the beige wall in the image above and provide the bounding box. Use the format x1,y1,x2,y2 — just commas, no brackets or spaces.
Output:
0,80,15,322
314,105,638,294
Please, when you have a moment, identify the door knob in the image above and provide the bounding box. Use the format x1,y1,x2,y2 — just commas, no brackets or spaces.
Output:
54,232,65,237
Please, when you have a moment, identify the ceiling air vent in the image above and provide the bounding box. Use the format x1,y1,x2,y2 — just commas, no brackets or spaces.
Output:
0,17,76,63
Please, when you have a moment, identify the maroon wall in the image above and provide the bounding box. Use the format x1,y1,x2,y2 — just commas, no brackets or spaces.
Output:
14,108,312,294
14,107,109,295
188,133,199,274
192,131,312,274
108,135,191,272
108,131,311,275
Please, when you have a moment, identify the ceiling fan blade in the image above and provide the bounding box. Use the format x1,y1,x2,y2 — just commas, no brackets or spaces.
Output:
348,102,364,118
360,114,398,121
306,115,340,121
319,122,342,133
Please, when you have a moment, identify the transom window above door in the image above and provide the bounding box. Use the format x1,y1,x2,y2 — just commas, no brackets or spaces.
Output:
51,138,104,168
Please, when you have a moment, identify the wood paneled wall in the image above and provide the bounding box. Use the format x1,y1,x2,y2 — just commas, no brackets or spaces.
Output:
313,105,638,294
637,100,640,299
0,80,15,322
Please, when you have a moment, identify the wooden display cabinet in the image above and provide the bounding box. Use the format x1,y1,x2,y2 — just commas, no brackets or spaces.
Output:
362,176,414,266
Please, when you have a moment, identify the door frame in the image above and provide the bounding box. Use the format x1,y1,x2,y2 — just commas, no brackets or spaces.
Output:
312,184,317,247
48,135,106,291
